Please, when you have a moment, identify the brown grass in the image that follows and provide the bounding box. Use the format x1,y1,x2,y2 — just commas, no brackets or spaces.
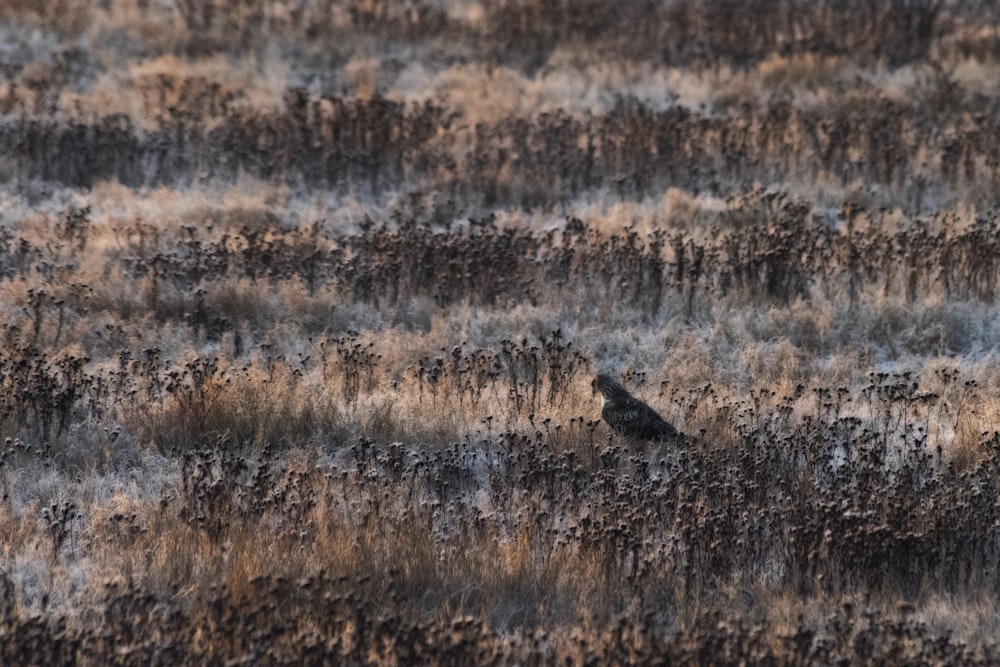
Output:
4,1,1000,664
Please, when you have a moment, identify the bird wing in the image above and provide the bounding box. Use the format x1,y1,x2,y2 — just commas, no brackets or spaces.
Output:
603,396,678,441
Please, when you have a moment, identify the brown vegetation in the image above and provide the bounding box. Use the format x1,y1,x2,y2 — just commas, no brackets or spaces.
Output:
3,0,1000,664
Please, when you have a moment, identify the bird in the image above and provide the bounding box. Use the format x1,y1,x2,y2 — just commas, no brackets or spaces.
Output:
592,373,680,442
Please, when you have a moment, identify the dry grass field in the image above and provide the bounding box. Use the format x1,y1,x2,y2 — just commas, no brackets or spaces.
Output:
4,0,1000,663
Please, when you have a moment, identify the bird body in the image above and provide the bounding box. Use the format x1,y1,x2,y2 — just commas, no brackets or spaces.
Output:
592,374,679,442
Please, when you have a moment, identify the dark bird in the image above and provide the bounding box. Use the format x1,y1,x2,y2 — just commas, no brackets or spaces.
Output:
592,374,680,442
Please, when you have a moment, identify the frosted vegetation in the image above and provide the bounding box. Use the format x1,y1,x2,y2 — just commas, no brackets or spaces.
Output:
4,0,1000,663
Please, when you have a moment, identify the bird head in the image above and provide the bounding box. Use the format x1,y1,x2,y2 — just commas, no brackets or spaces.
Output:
592,374,629,399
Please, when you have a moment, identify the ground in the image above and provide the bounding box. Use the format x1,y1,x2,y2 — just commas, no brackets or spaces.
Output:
2,1,1000,664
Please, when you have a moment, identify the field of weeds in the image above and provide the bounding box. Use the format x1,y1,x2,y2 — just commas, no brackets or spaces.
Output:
5,0,1000,663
